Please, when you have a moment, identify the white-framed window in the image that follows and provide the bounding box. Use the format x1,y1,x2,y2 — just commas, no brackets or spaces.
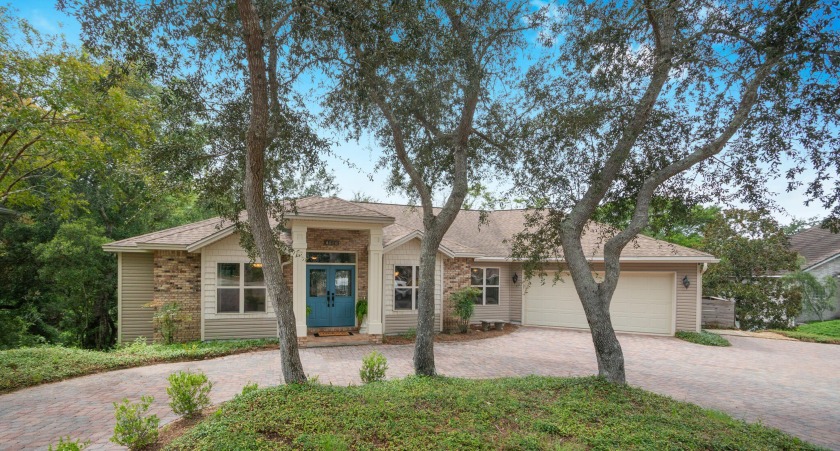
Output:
394,265,420,310
470,267,500,305
217,263,266,313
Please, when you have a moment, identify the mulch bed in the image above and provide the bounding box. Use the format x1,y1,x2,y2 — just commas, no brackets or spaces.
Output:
148,406,218,450
384,324,519,345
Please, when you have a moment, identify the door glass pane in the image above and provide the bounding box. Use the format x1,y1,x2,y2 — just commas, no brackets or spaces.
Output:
334,270,351,296
244,264,264,286
470,268,483,286
217,288,239,312
306,252,357,263
244,288,266,312
485,287,500,305
218,263,240,286
309,269,327,297
485,268,500,286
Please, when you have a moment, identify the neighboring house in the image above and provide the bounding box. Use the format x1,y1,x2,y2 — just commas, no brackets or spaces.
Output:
103,197,718,345
790,226,840,322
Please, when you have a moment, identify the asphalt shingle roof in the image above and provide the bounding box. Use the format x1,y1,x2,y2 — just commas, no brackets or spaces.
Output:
104,197,716,261
790,226,840,269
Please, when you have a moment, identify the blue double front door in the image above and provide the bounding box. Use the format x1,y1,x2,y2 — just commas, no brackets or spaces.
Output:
306,265,355,327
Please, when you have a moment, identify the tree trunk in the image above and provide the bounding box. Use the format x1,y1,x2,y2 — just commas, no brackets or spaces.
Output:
562,233,626,384
236,0,306,384
579,291,626,384
414,232,444,376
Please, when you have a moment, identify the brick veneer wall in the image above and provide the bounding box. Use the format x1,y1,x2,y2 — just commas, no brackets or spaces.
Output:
305,229,369,300
442,257,474,332
152,250,201,342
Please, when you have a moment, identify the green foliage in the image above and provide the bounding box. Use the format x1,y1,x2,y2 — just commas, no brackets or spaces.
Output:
355,298,368,324
702,210,803,329
400,328,417,341
595,199,720,249
36,220,114,349
359,351,388,384
167,370,213,417
774,319,840,344
240,382,259,397
111,396,159,450
0,339,275,393
797,319,840,338
48,437,89,451
675,331,731,347
169,376,817,450
784,270,838,321
451,287,480,333
153,303,182,345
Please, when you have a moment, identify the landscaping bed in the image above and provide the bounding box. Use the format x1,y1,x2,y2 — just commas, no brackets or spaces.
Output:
167,376,816,450
384,324,518,345
773,319,840,344
0,339,277,393
675,330,731,347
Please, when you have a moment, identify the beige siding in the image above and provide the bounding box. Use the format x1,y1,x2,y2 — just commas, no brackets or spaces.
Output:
382,239,443,334
201,233,278,340
471,263,517,323
120,253,154,343
204,318,277,340
509,263,523,323
384,314,442,335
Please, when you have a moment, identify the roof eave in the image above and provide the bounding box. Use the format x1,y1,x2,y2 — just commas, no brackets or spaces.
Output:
473,256,719,263
290,213,395,224
185,227,237,253
102,245,152,253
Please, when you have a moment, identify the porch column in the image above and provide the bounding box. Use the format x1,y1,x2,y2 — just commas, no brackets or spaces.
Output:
367,228,384,336
292,224,308,338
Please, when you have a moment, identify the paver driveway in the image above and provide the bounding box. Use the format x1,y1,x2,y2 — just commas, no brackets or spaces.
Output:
1,327,838,450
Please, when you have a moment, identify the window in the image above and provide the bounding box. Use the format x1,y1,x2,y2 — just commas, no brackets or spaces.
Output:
306,252,356,263
394,265,419,310
470,267,500,305
217,263,266,313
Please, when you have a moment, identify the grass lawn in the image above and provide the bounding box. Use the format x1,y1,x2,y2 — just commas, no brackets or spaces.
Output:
168,376,816,450
773,319,840,344
675,330,731,346
0,339,276,393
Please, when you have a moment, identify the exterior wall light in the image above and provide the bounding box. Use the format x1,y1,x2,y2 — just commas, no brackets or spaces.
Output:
682,275,690,289
512,273,519,284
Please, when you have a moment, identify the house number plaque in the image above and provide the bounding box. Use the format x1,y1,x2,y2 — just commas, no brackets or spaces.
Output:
323,239,340,246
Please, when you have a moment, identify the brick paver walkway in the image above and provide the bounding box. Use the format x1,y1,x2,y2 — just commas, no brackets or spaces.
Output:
1,327,838,450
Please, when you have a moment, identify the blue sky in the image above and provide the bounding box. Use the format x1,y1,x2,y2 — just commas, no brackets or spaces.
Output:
7,1,831,224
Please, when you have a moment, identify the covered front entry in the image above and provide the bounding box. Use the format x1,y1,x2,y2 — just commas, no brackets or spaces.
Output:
306,265,356,327
523,272,675,335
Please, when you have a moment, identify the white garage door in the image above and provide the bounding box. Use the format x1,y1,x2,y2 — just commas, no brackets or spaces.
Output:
524,272,674,335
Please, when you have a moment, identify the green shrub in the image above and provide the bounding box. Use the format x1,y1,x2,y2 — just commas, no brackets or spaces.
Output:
355,297,368,324
401,328,417,341
167,370,213,417
240,382,259,396
48,437,89,450
111,396,159,450
360,351,388,383
451,287,480,333
675,330,731,347
152,302,182,345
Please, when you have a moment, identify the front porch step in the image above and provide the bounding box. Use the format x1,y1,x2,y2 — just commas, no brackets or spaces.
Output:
301,333,373,348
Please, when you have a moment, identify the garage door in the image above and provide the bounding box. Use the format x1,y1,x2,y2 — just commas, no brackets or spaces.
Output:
524,272,674,335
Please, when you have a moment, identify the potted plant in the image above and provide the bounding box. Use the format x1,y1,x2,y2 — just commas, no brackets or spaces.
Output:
356,297,369,333
451,287,480,333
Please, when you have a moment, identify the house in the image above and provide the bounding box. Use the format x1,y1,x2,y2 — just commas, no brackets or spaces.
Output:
103,197,718,345
790,226,840,322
